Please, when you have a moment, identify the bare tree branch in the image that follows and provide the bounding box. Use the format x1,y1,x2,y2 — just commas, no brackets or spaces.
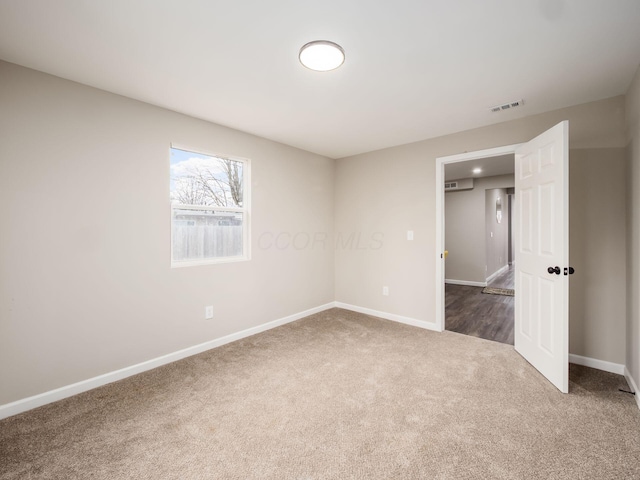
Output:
172,158,243,208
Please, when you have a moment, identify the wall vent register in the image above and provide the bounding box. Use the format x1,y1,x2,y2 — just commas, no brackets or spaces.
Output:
444,178,474,192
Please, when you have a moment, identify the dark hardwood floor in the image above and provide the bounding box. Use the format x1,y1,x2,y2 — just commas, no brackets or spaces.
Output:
487,265,514,290
445,266,515,345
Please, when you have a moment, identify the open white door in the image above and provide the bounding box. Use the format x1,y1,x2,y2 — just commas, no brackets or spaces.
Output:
514,121,569,393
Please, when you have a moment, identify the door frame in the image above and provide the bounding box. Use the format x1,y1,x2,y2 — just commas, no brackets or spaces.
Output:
434,143,522,332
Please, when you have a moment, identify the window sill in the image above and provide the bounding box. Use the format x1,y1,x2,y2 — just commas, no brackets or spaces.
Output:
171,255,250,268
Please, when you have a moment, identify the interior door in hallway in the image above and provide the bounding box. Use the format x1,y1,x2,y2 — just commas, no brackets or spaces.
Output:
514,121,569,393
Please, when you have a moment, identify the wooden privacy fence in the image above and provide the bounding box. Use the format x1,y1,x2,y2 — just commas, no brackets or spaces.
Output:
172,225,243,260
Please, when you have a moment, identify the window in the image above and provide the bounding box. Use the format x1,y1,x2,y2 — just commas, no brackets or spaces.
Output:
170,146,250,266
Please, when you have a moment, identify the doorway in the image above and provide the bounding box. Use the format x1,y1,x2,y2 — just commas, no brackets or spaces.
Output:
434,144,521,333
441,155,516,344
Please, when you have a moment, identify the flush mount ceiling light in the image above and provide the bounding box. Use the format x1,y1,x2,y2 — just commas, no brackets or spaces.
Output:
473,168,482,174
299,40,345,72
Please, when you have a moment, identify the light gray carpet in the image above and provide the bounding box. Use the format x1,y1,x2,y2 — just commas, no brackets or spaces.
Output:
1,308,639,479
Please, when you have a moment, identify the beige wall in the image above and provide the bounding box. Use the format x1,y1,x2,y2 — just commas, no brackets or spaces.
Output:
0,61,335,405
485,187,510,280
569,148,626,363
626,65,640,389
335,95,628,364
444,175,514,284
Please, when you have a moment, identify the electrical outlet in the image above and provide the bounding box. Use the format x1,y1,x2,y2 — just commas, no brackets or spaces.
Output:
205,306,214,319
407,230,414,241
382,286,389,296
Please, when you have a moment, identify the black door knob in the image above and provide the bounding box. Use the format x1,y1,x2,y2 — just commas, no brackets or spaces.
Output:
547,266,561,275
564,267,575,275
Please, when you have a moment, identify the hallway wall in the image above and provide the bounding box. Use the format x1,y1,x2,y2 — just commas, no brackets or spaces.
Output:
445,175,514,284
485,187,510,281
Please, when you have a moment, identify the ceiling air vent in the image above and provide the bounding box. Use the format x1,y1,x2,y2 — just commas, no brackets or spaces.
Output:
444,181,459,191
489,99,524,113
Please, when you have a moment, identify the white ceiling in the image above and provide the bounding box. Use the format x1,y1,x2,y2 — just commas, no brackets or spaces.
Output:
0,1,639,159
445,154,514,181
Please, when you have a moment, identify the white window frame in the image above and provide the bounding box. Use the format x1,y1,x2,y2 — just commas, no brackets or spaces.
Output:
170,143,251,268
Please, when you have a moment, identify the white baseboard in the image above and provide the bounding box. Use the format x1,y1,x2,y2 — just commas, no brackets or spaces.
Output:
486,264,509,284
445,279,487,287
0,302,336,420
335,302,440,332
569,354,625,375
5,303,633,419
624,367,640,410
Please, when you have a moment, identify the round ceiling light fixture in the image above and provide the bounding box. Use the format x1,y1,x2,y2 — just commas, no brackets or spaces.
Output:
299,40,345,72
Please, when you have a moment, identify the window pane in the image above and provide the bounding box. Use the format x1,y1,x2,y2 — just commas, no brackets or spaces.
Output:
170,148,243,207
172,209,243,262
